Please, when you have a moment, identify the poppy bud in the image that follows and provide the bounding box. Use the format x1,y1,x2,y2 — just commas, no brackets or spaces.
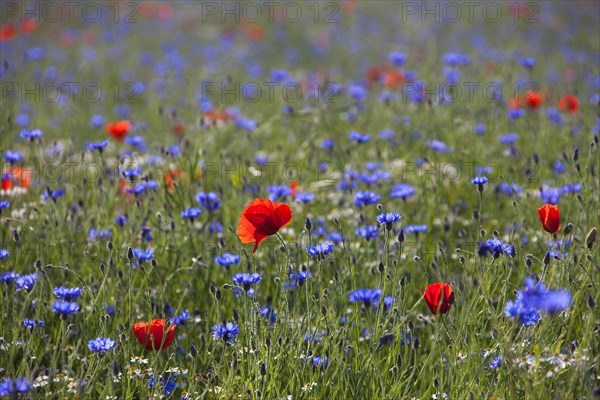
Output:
397,230,405,243
543,252,551,265
586,227,597,248
564,223,573,235
305,217,312,232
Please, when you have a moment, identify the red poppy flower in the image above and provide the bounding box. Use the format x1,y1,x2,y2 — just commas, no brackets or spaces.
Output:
238,198,292,253
105,120,132,141
523,91,543,109
383,70,405,89
132,319,176,351
538,204,560,234
508,96,521,110
421,282,454,315
172,123,185,136
289,181,299,197
1,176,11,191
0,23,17,41
558,95,579,114
20,19,38,34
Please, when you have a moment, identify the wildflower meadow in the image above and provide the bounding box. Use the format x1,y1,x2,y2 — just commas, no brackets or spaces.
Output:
0,1,599,399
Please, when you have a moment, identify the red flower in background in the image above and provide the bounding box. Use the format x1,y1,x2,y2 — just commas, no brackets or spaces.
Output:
132,319,176,351
0,23,17,41
238,198,292,253
538,204,560,234
558,95,579,114
105,120,132,141
523,91,544,109
1,174,11,191
20,19,38,33
289,181,299,197
421,283,454,315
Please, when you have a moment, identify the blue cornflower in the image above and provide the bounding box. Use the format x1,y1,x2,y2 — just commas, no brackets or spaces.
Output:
235,117,257,131
267,185,292,201
474,124,486,135
471,176,488,185
547,107,564,126
348,288,382,307
326,231,343,243
390,184,415,200
42,188,65,201
208,221,223,234
347,85,367,101
404,225,428,234
88,140,109,152
215,253,240,268
321,138,334,150
53,286,83,300
22,318,44,329
4,150,24,164
348,131,370,143
88,229,112,241
312,356,328,367
520,58,536,68
255,154,268,165
0,377,32,396
553,160,566,175
212,322,240,342
508,109,525,121
260,306,277,323
172,310,190,325
489,355,503,369
376,212,400,225
426,139,453,153
124,135,146,152
53,301,80,315
90,114,105,128
87,337,116,353
560,184,581,194
148,376,176,396
20,129,43,141
0,249,9,260
15,273,38,292
389,51,407,66
181,207,202,221
504,278,571,325
137,226,153,243
494,182,522,196
114,215,128,227
120,165,143,180
166,145,180,158
233,273,262,290
295,192,315,203
306,242,334,257
354,191,380,207
443,52,470,66
195,192,221,211
16,113,30,127
376,295,396,311
356,225,378,240
540,187,561,205
0,271,19,283
504,299,540,326
378,129,394,140
286,270,313,289
478,238,515,257
132,247,154,262
0,200,10,211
